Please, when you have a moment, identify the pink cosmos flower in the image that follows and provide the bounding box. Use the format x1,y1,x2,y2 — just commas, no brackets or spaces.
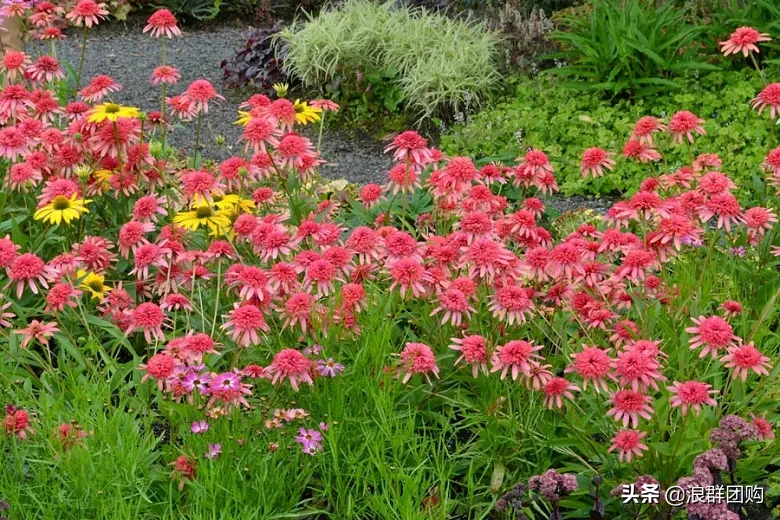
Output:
66,0,109,27
191,420,209,434
143,9,181,38
580,147,615,178
399,342,439,384
667,381,718,416
265,348,314,391
542,377,579,409
14,320,59,348
719,27,771,57
609,430,648,462
449,334,489,378
720,342,772,381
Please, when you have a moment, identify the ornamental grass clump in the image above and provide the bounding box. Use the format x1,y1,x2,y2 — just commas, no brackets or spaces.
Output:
277,0,500,119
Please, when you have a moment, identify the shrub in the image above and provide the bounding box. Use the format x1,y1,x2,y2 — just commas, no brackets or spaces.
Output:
441,70,776,197
221,22,291,92
276,0,501,120
548,0,718,98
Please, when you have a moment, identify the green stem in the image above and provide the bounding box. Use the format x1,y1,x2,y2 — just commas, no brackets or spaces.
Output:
193,112,202,168
74,26,89,98
316,113,326,153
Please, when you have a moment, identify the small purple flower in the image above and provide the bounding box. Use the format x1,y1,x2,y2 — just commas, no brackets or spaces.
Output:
316,358,345,378
205,443,221,460
209,372,241,392
681,235,703,247
295,428,323,455
319,422,329,432
182,370,211,394
303,344,323,356
191,420,209,434
730,246,746,257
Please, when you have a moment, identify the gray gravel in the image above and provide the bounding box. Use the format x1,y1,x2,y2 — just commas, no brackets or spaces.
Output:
57,17,608,213
57,17,394,184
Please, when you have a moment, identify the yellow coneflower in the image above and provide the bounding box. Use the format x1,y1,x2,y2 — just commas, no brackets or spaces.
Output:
234,110,252,127
215,194,256,214
294,99,322,125
87,102,140,123
33,194,91,225
78,270,111,300
173,204,232,236
272,83,289,97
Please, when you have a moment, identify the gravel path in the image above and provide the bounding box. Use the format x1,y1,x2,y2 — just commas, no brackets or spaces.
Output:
57,17,608,214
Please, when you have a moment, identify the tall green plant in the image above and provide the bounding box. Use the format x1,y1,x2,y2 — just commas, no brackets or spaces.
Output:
548,0,718,98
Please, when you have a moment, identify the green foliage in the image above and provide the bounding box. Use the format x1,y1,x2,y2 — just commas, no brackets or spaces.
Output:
441,70,777,197
548,0,718,98
698,0,780,63
149,0,222,21
276,0,501,121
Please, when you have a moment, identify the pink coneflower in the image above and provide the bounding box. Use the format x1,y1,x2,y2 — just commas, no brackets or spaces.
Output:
359,183,382,209
609,430,648,462
384,130,431,165
45,283,81,314
117,221,154,258
7,163,42,192
280,291,315,333
580,147,615,178
310,99,339,112
132,195,167,223
719,300,742,318
719,27,771,57
751,415,774,441
144,9,181,38
130,303,166,343
668,380,718,416
7,252,53,299
275,132,316,170
184,79,224,114
751,83,780,119
490,340,543,381
615,347,665,391
139,352,176,389
399,342,439,384
632,116,666,144
161,293,192,312
488,285,535,325
65,0,108,27
0,236,20,269
742,206,777,237
4,408,34,439
668,111,706,145
516,149,553,179
566,345,614,392
686,315,738,358
14,320,59,348
26,55,64,83
389,258,429,298
0,126,29,160
622,139,662,162
697,192,742,232
449,334,488,378
386,163,421,195
222,303,268,347
763,147,780,180
1,50,30,81
232,265,271,301
265,348,313,391
464,238,516,282
167,94,196,120
79,74,122,103
241,116,281,153
652,215,703,251
720,342,772,381
542,377,579,409
41,27,66,40
607,389,654,427
431,287,475,326
150,65,181,86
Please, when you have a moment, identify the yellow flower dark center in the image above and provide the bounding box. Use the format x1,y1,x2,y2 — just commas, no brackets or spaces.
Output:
195,206,214,219
104,103,121,114
52,195,71,210
88,280,105,292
